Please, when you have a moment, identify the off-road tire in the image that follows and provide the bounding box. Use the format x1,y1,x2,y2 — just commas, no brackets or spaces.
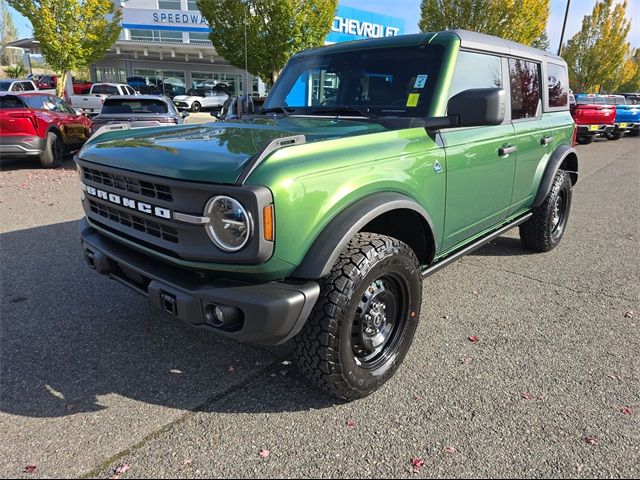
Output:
295,233,422,401
39,131,63,168
519,169,572,252
577,135,595,145
191,101,201,112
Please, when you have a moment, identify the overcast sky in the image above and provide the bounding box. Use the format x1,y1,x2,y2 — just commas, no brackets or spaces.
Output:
7,0,640,52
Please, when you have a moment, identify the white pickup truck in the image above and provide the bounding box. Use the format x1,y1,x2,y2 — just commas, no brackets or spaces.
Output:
69,83,138,116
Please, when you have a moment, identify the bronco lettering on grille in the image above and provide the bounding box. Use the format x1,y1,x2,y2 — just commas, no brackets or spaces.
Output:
84,185,171,219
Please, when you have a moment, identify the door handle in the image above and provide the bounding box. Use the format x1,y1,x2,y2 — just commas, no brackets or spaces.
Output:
540,136,554,146
498,145,518,156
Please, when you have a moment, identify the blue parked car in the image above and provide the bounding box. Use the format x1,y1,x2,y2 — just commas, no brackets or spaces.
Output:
602,94,640,138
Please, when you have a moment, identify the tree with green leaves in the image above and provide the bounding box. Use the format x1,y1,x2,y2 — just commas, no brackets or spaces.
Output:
1,0,19,65
197,0,337,86
562,0,631,93
531,30,550,52
614,49,640,93
8,0,121,96
418,0,550,46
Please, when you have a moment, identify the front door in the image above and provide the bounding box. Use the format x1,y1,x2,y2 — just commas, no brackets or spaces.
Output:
440,51,516,251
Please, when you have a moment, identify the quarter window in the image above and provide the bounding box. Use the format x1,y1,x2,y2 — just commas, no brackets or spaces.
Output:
509,58,541,119
547,63,569,108
21,81,35,91
448,51,502,100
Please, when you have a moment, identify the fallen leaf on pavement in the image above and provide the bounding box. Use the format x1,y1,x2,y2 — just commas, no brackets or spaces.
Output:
621,407,632,415
23,465,37,474
112,463,131,477
346,420,355,428
624,310,634,318
584,435,598,445
259,449,270,458
410,457,425,473
445,446,456,454
468,336,479,343
228,366,235,372
521,392,535,400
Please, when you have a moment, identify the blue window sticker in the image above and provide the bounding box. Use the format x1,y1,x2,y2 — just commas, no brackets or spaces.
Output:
414,74,428,89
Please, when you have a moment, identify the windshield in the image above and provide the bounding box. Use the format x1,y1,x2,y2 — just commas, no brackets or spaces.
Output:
0,81,13,91
264,45,444,117
102,99,168,114
604,96,626,105
576,96,605,105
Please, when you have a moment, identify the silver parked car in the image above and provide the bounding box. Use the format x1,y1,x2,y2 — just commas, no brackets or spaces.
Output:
89,95,188,136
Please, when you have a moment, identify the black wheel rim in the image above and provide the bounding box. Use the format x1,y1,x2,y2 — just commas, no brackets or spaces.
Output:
351,274,408,369
551,190,567,239
192,103,200,112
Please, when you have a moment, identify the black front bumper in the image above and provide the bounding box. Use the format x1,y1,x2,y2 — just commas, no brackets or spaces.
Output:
80,218,319,345
0,135,45,156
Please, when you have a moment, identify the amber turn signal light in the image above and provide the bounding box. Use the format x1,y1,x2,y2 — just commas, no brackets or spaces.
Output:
263,204,274,241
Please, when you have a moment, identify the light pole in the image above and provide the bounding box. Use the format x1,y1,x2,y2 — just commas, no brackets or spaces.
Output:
558,0,571,56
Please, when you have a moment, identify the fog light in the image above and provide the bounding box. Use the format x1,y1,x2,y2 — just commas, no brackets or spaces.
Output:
204,303,243,330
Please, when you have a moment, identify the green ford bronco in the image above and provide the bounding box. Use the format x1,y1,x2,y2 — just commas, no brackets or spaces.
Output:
77,30,578,400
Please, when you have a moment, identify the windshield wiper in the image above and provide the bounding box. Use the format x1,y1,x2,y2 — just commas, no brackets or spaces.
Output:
310,106,377,119
260,106,293,116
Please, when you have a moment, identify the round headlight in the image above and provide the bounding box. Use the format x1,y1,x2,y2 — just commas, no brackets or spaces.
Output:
205,195,251,251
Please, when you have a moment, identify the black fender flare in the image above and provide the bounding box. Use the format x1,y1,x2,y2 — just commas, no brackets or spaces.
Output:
292,192,437,279
533,144,578,207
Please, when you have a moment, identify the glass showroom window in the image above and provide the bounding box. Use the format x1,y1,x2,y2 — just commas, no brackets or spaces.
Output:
191,72,215,89
187,0,199,10
159,0,181,10
189,32,211,44
158,30,183,43
130,29,154,42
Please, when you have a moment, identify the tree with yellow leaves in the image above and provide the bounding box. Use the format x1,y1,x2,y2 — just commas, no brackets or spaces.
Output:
8,0,121,97
562,0,631,93
418,0,550,46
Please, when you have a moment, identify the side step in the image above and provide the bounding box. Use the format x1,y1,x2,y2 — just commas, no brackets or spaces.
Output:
421,213,533,278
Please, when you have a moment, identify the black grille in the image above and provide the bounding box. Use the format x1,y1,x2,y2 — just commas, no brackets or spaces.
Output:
82,166,173,202
89,199,179,243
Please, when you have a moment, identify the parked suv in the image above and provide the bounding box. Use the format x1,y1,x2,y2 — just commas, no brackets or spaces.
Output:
76,31,578,400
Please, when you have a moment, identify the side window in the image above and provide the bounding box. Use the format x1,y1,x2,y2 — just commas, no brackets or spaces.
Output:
448,51,503,100
509,58,541,120
547,63,569,108
21,82,35,91
10,82,23,92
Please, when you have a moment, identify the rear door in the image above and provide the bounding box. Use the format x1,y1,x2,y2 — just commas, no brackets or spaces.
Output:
441,51,517,251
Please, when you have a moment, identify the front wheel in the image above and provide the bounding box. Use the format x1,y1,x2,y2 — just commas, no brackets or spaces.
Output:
295,233,422,401
191,101,201,112
519,169,572,252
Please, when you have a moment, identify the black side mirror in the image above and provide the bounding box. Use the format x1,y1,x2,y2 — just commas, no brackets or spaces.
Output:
447,88,506,127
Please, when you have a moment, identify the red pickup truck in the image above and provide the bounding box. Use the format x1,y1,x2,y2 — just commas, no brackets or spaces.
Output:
570,94,616,144
35,75,93,95
0,92,92,168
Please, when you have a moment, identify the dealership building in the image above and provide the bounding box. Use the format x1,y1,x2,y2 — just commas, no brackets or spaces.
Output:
80,0,405,96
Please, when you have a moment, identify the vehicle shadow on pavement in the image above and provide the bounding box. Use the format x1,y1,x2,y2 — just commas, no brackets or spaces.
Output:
0,220,337,419
470,236,530,257
0,155,77,172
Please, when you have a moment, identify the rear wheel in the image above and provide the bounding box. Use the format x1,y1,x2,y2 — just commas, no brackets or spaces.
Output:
191,101,201,112
626,128,639,137
519,170,572,252
39,131,63,168
577,135,595,145
606,132,623,140
295,233,422,401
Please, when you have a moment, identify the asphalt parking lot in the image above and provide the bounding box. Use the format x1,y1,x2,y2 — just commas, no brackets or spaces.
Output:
0,136,638,478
